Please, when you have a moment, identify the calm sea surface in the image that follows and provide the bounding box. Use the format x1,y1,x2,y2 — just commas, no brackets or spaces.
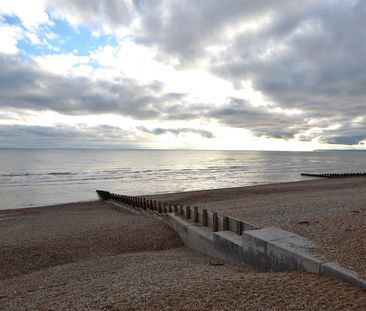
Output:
1,149,366,210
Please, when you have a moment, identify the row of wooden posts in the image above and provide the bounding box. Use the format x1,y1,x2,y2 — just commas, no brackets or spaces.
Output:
301,172,366,178
96,190,253,236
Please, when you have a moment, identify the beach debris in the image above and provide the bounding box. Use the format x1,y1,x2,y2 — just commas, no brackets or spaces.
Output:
298,221,310,225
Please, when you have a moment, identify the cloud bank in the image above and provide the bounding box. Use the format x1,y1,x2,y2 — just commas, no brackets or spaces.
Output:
0,0,365,149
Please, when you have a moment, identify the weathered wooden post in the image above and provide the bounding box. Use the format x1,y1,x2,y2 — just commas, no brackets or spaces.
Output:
179,205,183,216
202,209,208,227
186,206,191,219
236,220,244,236
213,212,218,232
193,206,198,223
174,204,178,213
158,201,162,213
223,216,229,231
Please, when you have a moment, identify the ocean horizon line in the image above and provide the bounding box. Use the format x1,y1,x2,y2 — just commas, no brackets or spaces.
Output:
1,147,365,152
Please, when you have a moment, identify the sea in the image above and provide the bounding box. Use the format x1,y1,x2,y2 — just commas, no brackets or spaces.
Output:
1,149,366,210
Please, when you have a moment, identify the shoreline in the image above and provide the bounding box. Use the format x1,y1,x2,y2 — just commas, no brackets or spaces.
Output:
0,177,321,212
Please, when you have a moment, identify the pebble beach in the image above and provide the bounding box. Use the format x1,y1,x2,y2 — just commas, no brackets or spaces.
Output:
1,179,366,310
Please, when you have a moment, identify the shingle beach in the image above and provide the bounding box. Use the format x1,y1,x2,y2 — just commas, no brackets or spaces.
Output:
1,179,366,310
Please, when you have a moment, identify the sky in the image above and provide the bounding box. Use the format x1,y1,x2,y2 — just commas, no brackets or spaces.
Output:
0,0,365,150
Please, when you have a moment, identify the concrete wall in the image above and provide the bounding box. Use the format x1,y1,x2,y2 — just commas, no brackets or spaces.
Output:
166,213,366,290
165,214,225,260
104,195,366,291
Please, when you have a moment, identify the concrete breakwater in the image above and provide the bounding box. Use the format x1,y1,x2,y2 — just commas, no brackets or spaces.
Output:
96,190,366,290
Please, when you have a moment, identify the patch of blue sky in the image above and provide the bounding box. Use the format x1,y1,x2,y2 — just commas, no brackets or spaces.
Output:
17,39,51,57
49,19,117,56
16,17,117,58
2,15,22,25
0,14,48,57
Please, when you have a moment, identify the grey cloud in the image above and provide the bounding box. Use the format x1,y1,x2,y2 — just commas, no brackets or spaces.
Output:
0,55,188,119
210,0,366,144
0,124,139,148
135,0,293,59
132,0,366,145
217,1,366,113
137,126,214,138
47,0,132,29
0,52,360,146
208,98,307,140
323,136,365,145
318,122,366,145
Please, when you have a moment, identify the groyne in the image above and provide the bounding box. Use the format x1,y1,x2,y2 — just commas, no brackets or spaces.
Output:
301,172,366,178
96,190,366,290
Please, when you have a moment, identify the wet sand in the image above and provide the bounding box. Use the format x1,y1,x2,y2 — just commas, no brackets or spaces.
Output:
1,185,366,310
153,178,366,279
